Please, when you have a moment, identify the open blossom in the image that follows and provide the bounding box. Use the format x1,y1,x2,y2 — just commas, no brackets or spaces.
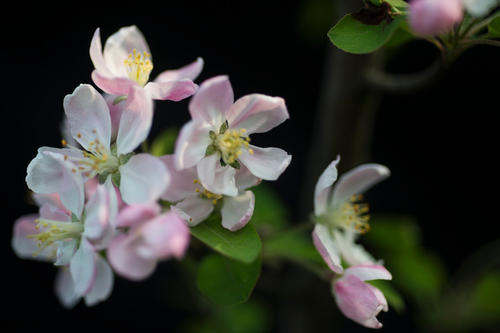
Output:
333,265,392,329
26,84,169,213
312,156,390,273
161,155,259,231
90,25,203,101
408,0,463,36
107,204,190,281
11,180,117,307
175,75,291,196
462,0,499,16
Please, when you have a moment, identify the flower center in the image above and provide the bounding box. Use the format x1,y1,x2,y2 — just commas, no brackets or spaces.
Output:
124,49,153,86
329,194,371,234
28,219,84,257
193,179,223,205
207,121,254,167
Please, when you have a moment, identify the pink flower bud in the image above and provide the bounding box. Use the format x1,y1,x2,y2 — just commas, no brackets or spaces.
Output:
409,0,464,36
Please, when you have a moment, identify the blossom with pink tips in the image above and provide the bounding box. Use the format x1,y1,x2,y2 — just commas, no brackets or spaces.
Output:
161,154,258,231
333,264,392,329
90,25,203,101
408,0,464,36
11,181,118,307
26,84,169,211
107,204,190,281
175,75,291,196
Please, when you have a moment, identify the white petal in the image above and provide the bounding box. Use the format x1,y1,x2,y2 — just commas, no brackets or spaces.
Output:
154,57,204,82
119,154,170,204
235,164,261,191
334,230,376,266
54,239,77,266
197,154,238,197
84,255,114,306
174,120,212,170
63,84,112,153
159,155,198,202
239,145,291,181
221,191,255,231
189,75,233,127
173,196,214,226
54,269,81,309
331,164,390,208
312,224,343,273
70,238,97,296
11,214,55,261
89,28,113,77
83,183,110,241
344,264,392,282
314,156,340,216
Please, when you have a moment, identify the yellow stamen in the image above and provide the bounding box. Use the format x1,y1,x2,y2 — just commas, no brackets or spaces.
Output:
124,49,153,86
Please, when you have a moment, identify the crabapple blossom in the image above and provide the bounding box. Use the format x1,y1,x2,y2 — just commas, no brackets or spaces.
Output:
175,75,291,196
26,84,169,211
312,156,390,273
107,204,190,281
408,0,464,36
161,155,259,231
90,25,203,101
11,180,118,307
462,0,499,16
333,264,392,329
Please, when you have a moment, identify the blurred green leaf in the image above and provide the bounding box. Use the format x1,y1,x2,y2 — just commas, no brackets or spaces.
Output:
365,215,422,253
469,270,500,323
385,0,408,8
488,15,500,37
385,25,415,48
251,184,289,234
191,213,262,263
327,14,404,54
367,280,406,313
150,127,178,156
197,254,261,306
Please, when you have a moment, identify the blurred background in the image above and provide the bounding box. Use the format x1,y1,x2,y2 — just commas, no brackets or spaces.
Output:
3,0,500,331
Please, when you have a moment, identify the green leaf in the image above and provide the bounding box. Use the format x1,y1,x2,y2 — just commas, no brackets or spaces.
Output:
385,0,408,8
367,280,406,313
385,25,415,48
197,254,261,306
364,215,422,253
251,184,289,234
469,270,500,323
327,14,404,54
150,127,178,156
190,213,262,263
488,15,500,38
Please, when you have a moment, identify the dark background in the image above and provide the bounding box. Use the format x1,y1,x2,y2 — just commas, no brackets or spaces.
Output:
3,1,500,331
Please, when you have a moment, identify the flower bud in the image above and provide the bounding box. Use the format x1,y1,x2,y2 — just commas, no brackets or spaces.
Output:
409,0,464,36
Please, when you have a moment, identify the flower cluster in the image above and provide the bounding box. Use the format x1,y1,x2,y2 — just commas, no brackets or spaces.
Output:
12,26,291,307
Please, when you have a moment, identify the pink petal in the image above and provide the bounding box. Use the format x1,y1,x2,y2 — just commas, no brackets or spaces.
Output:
331,164,390,208
221,191,255,231
235,164,261,191
119,153,170,204
154,57,204,82
54,268,81,309
172,196,214,226
189,75,234,127
197,154,238,197
366,284,389,312
107,233,157,281
312,224,343,274
103,25,150,78
334,274,386,329
160,155,198,202
115,202,161,228
39,202,71,221
26,147,85,216
238,145,291,181
11,214,54,261
104,93,125,140
70,238,97,296
227,94,289,134
63,84,112,152
89,28,113,77
91,70,136,96
314,156,340,216
82,183,110,241
174,120,212,170
144,79,198,101
116,85,153,155
84,255,114,306
344,264,392,282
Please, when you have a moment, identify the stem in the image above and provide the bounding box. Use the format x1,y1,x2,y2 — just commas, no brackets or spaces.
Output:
463,39,500,47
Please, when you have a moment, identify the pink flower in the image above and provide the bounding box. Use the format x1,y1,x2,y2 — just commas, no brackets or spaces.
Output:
11,181,118,307
334,264,392,329
161,155,258,231
107,205,190,281
409,0,464,36
312,157,390,273
26,84,169,211
175,75,291,196
90,25,203,101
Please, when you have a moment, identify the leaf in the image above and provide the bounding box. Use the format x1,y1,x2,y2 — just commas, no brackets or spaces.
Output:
150,127,178,156
469,270,500,323
488,15,500,38
251,184,289,234
385,0,408,8
367,280,406,313
364,215,422,253
385,25,415,48
190,213,262,263
197,254,261,306
328,14,404,54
